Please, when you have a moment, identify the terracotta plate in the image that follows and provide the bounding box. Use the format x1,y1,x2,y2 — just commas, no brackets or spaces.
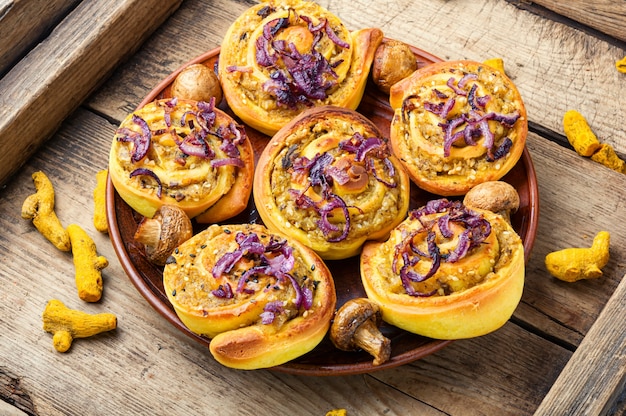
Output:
106,45,539,376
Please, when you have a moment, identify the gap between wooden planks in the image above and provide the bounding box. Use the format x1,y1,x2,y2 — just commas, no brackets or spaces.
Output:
0,0,182,187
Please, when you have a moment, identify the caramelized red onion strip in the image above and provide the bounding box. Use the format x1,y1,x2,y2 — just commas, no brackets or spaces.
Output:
255,13,348,107
129,168,162,198
115,115,151,162
178,130,214,159
226,65,253,73
339,133,397,187
162,97,178,128
260,300,285,324
212,282,234,299
447,77,467,96
457,73,478,88
288,132,400,242
211,232,313,321
416,73,521,160
395,199,492,297
174,98,247,167
211,158,245,168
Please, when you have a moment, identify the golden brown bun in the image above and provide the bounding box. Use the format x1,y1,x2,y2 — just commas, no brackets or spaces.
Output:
163,223,336,369
109,98,254,222
218,0,383,136
254,105,411,260
360,199,524,339
389,60,527,196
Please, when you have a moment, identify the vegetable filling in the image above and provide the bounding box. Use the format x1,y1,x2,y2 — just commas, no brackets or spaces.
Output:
402,74,520,162
253,11,349,108
115,97,246,202
392,199,493,297
211,230,314,324
285,132,397,242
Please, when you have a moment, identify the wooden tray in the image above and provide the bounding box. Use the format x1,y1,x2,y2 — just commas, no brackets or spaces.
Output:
106,45,539,376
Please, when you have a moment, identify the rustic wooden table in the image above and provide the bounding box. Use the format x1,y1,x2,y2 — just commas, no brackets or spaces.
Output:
1,0,625,415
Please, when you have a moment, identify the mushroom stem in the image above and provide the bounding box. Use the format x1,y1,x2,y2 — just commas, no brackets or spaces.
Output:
352,318,391,366
496,209,512,224
133,204,193,265
330,298,392,366
133,218,161,246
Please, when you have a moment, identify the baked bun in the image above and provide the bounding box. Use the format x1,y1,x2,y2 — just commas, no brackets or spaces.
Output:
360,198,524,339
389,60,527,196
163,223,336,369
254,105,411,260
109,98,254,223
218,0,383,136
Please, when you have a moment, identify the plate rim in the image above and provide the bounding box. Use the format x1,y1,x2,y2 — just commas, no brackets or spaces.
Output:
106,43,539,376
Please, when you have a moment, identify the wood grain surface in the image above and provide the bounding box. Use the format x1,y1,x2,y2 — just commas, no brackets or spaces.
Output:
1,0,625,415
529,0,626,43
535,272,626,415
0,0,81,76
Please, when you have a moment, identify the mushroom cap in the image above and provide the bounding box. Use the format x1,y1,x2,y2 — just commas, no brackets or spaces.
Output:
463,181,520,214
371,38,418,93
135,205,193,265
330,298,382,351
171,63,223,104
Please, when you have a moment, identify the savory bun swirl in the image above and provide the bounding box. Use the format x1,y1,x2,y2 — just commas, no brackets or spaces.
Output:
389,60,528,196
163,223,336,369
109,98,254,223
254,105,411,260
218,0,383,136
360,198,524,339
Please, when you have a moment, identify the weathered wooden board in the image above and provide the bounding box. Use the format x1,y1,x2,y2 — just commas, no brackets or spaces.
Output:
520,133,626,348
0,0,81,76
0,0,182,187
372,322,571,416
527,0,626,44
85,0,249,120
535,272,626,415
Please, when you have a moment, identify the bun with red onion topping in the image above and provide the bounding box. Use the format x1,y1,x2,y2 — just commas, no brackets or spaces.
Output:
108,98,254,223
163,223,336,369
389,60,528,196
254,105,411,260
360,198,524,339
218,0,383,136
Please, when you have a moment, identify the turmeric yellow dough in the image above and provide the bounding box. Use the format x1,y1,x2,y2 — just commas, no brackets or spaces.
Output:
109,98,254,222
218,0,383,136
254,105,411,260
360,199,525,339
389,60,528,196
163,223,336,370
